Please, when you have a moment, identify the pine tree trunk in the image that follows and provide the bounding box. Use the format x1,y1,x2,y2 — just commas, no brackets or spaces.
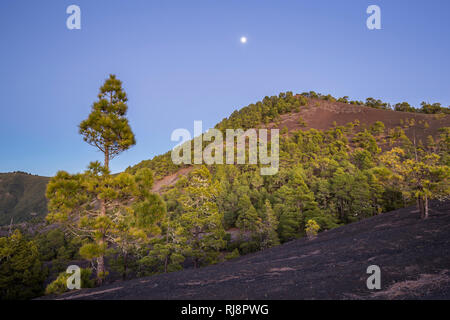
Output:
96,147,110,284
339,200,344,222
165,220,169,273
193,229,199,268
194,258,199,269
417,196,425,219
97,254,105,285
424,195,429,219
122,252,128,280
417,198,422,219
104,148,110,171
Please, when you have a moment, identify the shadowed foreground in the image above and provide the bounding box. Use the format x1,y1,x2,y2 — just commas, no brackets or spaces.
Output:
47,201,450,300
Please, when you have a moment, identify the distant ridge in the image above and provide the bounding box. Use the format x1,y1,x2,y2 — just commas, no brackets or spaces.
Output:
0,172,49,225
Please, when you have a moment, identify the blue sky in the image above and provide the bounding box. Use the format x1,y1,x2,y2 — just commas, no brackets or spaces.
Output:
0,0,449,176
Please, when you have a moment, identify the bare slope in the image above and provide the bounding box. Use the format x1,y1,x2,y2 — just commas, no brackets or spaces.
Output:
273,98,449,144
51,200,450,300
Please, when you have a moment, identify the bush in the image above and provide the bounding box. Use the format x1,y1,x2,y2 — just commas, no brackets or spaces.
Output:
298,117,306,127
305,220,320,240
225,249,240,261
370,121,385,136
239,240,260,255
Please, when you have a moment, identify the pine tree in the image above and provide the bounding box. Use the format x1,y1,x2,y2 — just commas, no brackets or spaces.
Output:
142,187,186,275
113,173,166,280
79,74,136,169
47,75,164,284
275,166,335,242
47,166,165,283
0,230,45,300
236,194,261,235
330,167,375,222
178,166,226,268
380,147,450,219
260,200,279,249
76,74,136,282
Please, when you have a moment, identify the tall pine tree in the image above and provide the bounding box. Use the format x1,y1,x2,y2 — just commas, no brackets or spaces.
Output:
47,75,164,284
78,74,136,282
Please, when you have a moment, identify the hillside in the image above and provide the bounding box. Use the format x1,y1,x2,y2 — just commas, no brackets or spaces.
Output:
3,96,447,221
0,172,49,225
134,96,450,192
48,200,450,300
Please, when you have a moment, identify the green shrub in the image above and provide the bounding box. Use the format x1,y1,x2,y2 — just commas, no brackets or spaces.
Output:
225,248,240,261
305,220,320,239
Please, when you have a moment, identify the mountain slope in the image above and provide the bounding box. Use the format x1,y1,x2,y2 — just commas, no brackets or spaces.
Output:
0,172,49,225
133,97,450,193
50,200,450,300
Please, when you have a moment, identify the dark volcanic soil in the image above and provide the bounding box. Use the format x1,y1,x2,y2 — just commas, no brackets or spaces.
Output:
49,201,450,300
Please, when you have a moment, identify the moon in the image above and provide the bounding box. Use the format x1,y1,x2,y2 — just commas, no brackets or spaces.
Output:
240,36,247,44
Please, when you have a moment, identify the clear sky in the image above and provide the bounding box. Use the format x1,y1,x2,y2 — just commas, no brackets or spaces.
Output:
1,0,449,177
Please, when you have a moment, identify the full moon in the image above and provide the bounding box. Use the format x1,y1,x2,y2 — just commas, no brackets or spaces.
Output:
240,36,247,44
